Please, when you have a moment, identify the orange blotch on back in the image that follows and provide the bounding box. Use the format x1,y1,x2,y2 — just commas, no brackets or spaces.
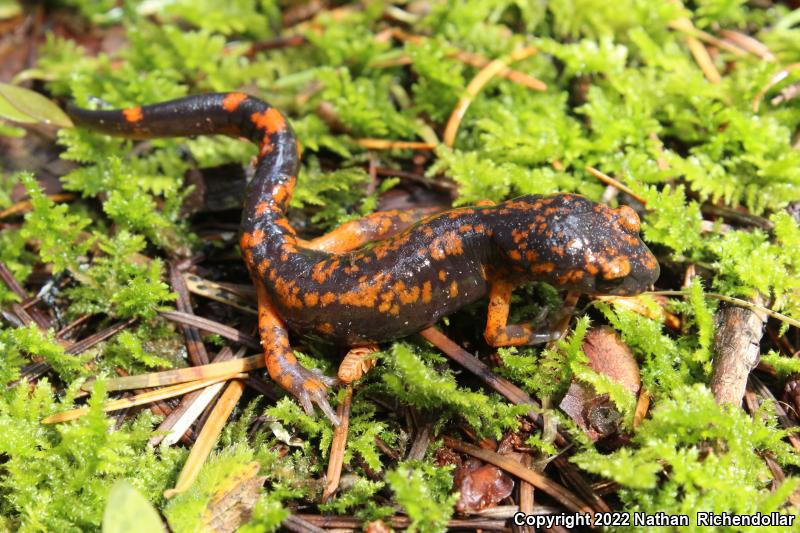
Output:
251,107,286,134
223,92,248,112
123,106,143,123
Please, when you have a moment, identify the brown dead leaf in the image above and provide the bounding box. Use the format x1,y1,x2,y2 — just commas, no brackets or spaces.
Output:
454,458,515,514
559,327,641,441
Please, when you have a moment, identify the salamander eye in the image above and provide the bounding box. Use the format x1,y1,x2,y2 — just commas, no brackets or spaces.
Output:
613,206,640,234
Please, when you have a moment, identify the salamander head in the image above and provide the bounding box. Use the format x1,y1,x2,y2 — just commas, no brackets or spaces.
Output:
490,194,659,296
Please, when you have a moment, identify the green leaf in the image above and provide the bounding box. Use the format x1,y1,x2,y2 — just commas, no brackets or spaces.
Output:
0,82,73,127
102,480,164,533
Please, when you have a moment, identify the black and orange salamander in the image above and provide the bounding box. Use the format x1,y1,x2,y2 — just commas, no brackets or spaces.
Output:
67,92,660,424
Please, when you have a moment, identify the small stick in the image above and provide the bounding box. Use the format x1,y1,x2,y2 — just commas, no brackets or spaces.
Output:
99,354,263,392
442,436,592,515
443,47,540,147
42,374,243,424
164,379,246,498
322,386,353,502
585,166,647,205
710,293,766,405
354,138,436,150
281,515,328,533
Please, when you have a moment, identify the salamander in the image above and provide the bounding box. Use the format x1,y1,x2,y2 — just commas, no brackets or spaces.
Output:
67,92,660,424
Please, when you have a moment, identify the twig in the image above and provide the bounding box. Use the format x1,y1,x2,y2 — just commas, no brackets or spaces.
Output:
164,379,246,498
710,293,766,405
443,47,540,147
322,385,353,502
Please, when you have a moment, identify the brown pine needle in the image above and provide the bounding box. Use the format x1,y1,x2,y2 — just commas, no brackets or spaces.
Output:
668,18,747,57
183,273,257,315
165,379,246,498
98,354,264,392
752,63,800,112
354,138,437,150
385,29,546,91
42,374,244,424
719,29,774,61
647,290,800,330
584,166,647,205
633,388,651,428
0,193,75,219
443,47,540,147
685,35,721,84
322,385,353,503
442,436,593,516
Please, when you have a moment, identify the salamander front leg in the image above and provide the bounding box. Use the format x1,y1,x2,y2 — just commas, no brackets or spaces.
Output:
256,283,340,425
483,279,562,347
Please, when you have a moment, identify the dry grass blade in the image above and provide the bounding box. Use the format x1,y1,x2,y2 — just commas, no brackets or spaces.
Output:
42,374,244,424
165,379,246,498
443,47,540,147
99,354,263,391
442,436,593,516
160,310,260,349
322,385,353,502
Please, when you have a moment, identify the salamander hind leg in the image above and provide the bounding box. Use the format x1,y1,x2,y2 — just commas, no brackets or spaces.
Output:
257,283,340,425
483,279,562,347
